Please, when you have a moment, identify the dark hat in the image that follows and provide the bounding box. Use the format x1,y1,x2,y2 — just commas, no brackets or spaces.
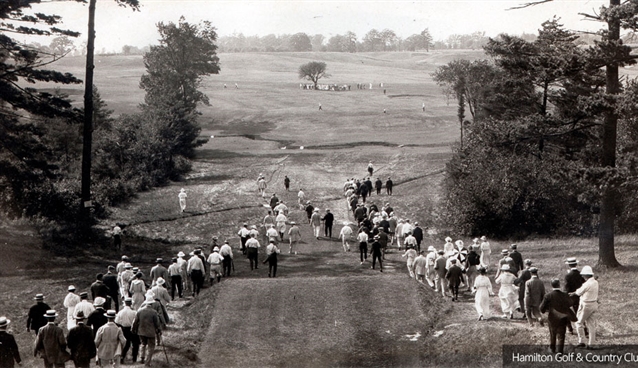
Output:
156,258,163,263
104,310,117,319
34,294,45,301
437,250,444,255
44,310,58,318
478,267,487,274
194,249,201,255
124,297,133,305
524,259,533,266
529,267,539,273
450,259,457,263
510,244,517,249
74,311,87,320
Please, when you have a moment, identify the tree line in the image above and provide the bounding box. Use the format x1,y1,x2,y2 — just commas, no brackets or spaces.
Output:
0,3,219,244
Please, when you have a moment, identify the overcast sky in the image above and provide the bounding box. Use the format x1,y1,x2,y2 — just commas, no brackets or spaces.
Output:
28,0,608,52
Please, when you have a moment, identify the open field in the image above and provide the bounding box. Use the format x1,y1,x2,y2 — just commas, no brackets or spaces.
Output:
2,51,638,367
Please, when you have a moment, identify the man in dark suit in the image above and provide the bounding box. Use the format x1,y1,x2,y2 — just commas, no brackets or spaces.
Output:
90,274,111,310
27,294,51,335
321,209,334,238
514,260,533,319
540,279,577,353
102,266,120,313
0,316,21,368
509,244,524,272
563,257,584,335
385,177,393,195
375,178,383,195
525,267,546,327
34,310,68,368
412,223,424,253
445,259,464,301
66,311,96,368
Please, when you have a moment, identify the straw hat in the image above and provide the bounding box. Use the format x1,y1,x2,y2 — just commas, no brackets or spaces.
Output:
0,316,10,328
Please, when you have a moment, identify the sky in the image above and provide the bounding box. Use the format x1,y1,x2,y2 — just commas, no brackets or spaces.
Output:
26,0,609,52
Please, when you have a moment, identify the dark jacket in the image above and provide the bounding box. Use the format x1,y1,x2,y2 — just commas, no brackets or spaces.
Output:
0,331,21,367
132,307,161,338
66,323,96,365
370,241,383,255
375,179,383,190
103,273,119,298
412,227,423,244
509,250,524,272
564,269,584,293
27,302,51,332
515,268,532,301
34,323,69,364
540,289,578,327
467,251,481,266
322,213,334,226
445,265,464,286
90,281,110,301
524,277,546,307
87,308,108,336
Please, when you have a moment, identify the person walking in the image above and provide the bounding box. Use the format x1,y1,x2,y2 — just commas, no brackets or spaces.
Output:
525,267,546,327
178,188,187,213
288,222,301,254
237,224,250,255
571,265,599,349
67,311,96,368
563,257,584,335
321,209,334,239
284,176,290,191
434,251,448,297
479,236,491,271
27,294,51,336
445,259,464,301
0,316,21,368
275,212,287,242
103,266,120,313
413,251,428,284
370,235,383,272
87,298,108,336
509,244,524,273
495,265,518,319
357,229,368,265
115,298,139,365
367,162,374,176
91,274,111,311
264,242,280,278
412,223,423,253
304,202,314,223
63,286,81,331
112,224,122,250
375,178,382,195
207,247,224,284
473,267,494,321
94,310,126,367
129,273,147,310
466,246,481,292
73,293,95,325
401,246,417,278
385,177,393,195
297,188,306,210
339,223,353,252
219,241,234,277
425,246,437,288
34,310,69,368
540,279,577,354
187,250,205,297
246,233,261,269
168,258,183,300
310,209,322,240
132,302,161,366
149,259,169,290
257,177,267,197
119,263,135,299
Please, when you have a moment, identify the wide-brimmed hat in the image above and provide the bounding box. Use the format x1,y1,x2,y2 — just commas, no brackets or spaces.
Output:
0,316,10,327
44,310,58,318
480,236,487,241
580,265,594,276
501,264,511,271
68,285,76,292
124,263,133,269
74,311,87,320
314,208,319,212
427,246,436,252
104,310,117,319
213,246,219,252
34,294,45,301
156,277,166,285
565,257,578,265
445,237,452,242
93,297,106,307
177,251,186,257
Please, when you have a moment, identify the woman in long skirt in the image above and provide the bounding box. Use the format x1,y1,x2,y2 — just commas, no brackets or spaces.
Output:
129,272,146,310
473,267,494,320
479,235,491,271
495,264,518,319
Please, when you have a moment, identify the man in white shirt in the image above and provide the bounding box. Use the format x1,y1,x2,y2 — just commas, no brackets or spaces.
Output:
207,247,224,284
357,230,369,265
219,241,234,277
187,250,205,296
339,223,353,252
245,234,261,270
115,298,139,364
237,224,251,255
572,266,599,349
297,189,305,210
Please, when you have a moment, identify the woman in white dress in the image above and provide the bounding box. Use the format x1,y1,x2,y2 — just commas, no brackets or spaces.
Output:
275,212,288,242
443,237,455,257
479,235,491,271
129,272,146,310
473,267,494,320
495,264,518,319
178,188,187,212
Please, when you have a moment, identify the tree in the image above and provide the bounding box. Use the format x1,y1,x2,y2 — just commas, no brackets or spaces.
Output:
298,61,329,89
49,36,75,56
420,28,434,51
363,29,383,51
289,32,312,51
311,34,325,51
139,17,220,161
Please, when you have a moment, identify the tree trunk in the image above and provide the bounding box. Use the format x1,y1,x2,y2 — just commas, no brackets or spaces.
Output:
80,0,96,229
598,0,621,268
